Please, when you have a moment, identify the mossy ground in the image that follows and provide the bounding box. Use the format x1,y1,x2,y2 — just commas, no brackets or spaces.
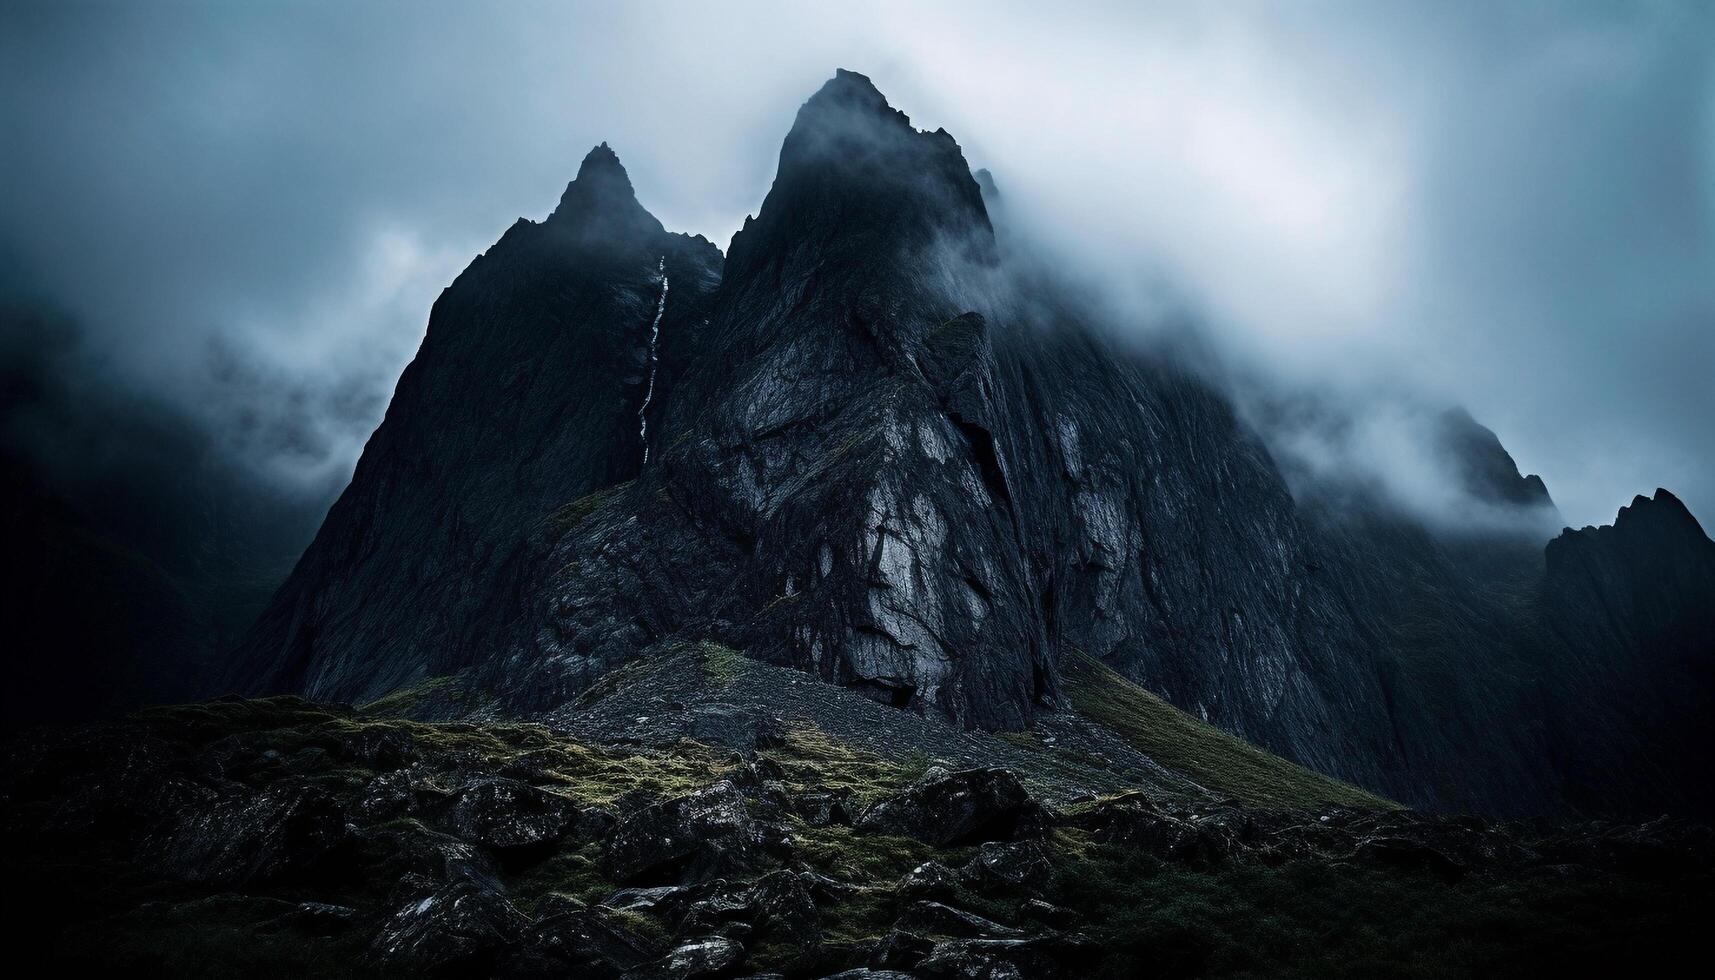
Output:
1049,837,1709,979
1062,652,1394,810
5,696,1709,978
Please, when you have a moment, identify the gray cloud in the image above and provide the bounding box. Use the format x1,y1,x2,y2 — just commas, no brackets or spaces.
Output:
2,0,1710,528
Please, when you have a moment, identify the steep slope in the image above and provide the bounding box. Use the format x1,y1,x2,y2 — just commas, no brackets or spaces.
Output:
1535,489,1715,815
1298,426,1714,816
231,70,1714,820
495,73,1405,799
228,145,721,702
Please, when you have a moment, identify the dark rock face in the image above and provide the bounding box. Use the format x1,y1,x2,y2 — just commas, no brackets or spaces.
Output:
1433,407,1558,512
1535,490,1715,815
511,904,665,975
153,782,349,886
227,144,722,704
229,69,1715,820
448,778,580,853
370,878,530,976
855,767,1038,846
602,780,781,884
621,936,744,980
497,71,1410,793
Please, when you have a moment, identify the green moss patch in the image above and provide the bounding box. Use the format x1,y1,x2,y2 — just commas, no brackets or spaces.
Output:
1062,653,1394,810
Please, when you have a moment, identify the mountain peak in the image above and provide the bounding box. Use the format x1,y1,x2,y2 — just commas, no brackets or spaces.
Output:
575,141,632,190
780,69,921,166
1433,406,1557,521
800,68,895,118
726,69,994,283
1614,487,1706,538
549,142,662,243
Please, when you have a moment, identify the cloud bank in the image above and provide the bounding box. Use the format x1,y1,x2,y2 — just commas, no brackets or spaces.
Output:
2,0,1710,529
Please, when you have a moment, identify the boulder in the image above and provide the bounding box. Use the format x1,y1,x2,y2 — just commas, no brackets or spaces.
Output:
958,840,1053,892
620,936,745,980
916,935,1091,979
508,903,667,974
1016,899,1081,931
895,901,1022,939
870,929,935,971
369,879,529,976
360,822,504,893
682,871,821,956
855,768,1036,846
898,860,961,901
448,777,582,852
603,884,709,919
356,770,415,821
1065,795,1244,866
790,790,852,827
603,780,781,883
339,726,419,769
154,782,348,885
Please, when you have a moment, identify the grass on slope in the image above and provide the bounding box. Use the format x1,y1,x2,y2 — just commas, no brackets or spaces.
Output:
1062,652,1394,810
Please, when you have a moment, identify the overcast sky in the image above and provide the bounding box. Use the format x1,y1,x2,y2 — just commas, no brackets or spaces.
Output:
2,0,1711,528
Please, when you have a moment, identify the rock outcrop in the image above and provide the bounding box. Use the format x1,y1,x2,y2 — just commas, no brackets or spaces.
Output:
227,144,722,704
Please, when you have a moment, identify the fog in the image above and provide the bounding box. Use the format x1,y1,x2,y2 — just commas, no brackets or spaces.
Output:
2,0,1711,531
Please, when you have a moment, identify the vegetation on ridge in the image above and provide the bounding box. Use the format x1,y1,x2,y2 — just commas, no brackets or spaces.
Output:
1062,652,1395,810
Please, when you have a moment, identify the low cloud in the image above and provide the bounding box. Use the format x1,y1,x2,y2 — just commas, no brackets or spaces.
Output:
1,1,1709,532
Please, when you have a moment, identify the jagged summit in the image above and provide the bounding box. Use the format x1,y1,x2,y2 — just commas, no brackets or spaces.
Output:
798,68,897,120
1618,487,1704,533
228,145,720,702
576,141,630,185
1557,488,1707,540
1434,406,1557,514
726,70,993,285
550,142,663,244
972,167,1001,203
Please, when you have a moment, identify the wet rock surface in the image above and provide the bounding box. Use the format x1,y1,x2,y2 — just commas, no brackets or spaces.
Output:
603,779,785,884
3,698,1711,977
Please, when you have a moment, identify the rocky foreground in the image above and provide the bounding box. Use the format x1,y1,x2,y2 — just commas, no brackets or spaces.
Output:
2,692,1709,978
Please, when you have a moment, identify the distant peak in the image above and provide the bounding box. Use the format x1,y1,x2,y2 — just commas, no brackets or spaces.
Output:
1616,487,1700,529
972,168,1000,201
1433,406,1555,512
783,69,916,152
570,142,635,197
548,142,662,242
804,68,892,113
1554,486,1709,548
722,68,996,285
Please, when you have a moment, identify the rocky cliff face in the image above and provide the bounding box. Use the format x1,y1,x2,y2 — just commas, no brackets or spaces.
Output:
227,145,722,703
232,71,1713,819
1535,490,1715,815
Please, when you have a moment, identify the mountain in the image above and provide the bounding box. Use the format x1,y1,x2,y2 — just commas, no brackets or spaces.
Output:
229,70,1713,819
226,144,722,702
1536,490,1715,814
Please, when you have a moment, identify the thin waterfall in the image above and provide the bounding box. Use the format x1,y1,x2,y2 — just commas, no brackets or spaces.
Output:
639,256,668,464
